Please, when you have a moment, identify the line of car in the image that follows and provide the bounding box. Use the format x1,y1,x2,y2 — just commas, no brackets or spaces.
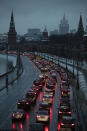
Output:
29,54,58,131
57,68,75,131
11,53,76,131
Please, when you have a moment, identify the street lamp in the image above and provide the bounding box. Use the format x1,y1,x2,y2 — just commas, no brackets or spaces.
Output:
76,51,79,89
16,41,20,77
6,42,8,88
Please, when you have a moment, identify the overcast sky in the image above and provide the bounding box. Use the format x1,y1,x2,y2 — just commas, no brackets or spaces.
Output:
0,0,87,34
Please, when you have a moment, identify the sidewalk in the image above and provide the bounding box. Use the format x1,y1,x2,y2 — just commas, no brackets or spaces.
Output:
0,56,23,91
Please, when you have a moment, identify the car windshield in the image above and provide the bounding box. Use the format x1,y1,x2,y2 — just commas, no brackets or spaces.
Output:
38,111,48,115
62,117,74,123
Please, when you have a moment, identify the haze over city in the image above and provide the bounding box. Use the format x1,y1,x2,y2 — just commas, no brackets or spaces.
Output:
0,0,87,34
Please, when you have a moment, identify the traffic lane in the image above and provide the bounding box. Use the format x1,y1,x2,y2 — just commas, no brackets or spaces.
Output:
49,73,60,131
0,56,40,129
11,91,42,131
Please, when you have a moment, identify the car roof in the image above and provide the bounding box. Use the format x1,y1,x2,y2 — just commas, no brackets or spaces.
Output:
30,123,44,131
38,110,49,114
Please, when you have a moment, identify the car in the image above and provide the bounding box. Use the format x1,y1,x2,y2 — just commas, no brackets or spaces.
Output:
60,116,75,129
30,86,39,93
42,96,53,105
43,91,54,98
29,123,44,131
61,85,70,91
36,110,50,123
26,93,36,103
44,87,55,95
46,82,55,90
58,106,71,120
60,97,70,107
12,109,26,121
43,92,53,98
33,79,40,86
39,102,50,113
17,98,31,109
61,91,70,97
38,84,43,90
26,90,37,97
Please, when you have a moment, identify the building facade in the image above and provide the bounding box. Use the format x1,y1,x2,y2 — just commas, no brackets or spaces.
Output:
59,14,69,35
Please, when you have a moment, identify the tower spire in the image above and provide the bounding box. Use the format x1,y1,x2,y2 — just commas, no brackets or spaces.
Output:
77,13,84,36
9,9,15,31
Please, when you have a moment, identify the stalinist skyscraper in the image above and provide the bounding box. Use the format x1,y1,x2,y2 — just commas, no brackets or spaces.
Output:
8,10,17,49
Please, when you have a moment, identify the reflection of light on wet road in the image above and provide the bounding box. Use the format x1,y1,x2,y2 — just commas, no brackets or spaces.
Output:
50,107,52,120
39,92,42,101
45,126,49,131
53,96,54,104
58,123,60,131
26,113,29,120
20,123,23,131
12,122,16,129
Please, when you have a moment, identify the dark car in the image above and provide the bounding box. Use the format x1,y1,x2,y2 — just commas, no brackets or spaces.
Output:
33,79,40,86
26,93,36,104
17,98,31,109
46,81,55,90
60,97,70,107
39,102,50,113
61,85,70,91
30,86,39,93
58,106,71,120
61,91,70,97
26,90,37,97
60,116,75,129
12,109,26,121
29,123,44,131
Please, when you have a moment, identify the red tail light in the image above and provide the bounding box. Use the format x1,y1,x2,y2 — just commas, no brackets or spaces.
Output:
26,102,29,104
68,111,71,114
59,111,62,114
18,103,20,104
61,123,64,126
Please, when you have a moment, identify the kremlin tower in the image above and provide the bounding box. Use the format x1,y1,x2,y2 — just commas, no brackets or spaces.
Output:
8,10,17,50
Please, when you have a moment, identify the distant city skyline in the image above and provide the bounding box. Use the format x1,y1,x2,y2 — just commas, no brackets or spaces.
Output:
0,0,87,34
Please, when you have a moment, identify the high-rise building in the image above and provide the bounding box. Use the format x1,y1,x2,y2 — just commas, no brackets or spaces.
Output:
77,14,84,37
8,10,17,49
59,14,69,35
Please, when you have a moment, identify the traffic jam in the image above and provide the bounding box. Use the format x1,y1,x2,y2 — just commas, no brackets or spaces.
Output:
12,53,76,131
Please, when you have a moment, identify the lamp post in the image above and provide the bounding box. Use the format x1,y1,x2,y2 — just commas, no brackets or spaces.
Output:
76,50,79,89
16,41,20,77
6,43,8,88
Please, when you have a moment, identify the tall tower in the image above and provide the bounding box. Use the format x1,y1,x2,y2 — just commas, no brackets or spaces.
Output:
8,10,17,49
59,14,69,35
77,14,84,37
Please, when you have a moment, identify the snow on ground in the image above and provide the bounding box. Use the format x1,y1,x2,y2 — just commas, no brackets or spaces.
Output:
0,54,16,75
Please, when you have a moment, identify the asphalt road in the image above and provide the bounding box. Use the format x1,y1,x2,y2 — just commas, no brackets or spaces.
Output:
0,56,40,130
